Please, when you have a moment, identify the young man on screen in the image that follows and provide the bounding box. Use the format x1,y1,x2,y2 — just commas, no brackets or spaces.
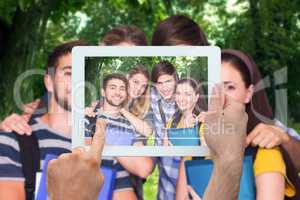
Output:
88,73,153,200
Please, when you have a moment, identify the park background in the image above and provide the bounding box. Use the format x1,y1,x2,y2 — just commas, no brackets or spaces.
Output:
0,0,299,199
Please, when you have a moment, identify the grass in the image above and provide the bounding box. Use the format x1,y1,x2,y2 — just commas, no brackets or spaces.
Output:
143,166,159,199
143,136,159,199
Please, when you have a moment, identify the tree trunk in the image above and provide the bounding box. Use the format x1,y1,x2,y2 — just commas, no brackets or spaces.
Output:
0,1,59,118
248,0,263,62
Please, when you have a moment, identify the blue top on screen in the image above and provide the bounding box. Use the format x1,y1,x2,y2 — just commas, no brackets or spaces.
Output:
167,124,200,146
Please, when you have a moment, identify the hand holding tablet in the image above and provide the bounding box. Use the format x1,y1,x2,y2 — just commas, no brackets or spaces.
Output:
46,119,105,200
204,84,248,161
202,84,248,200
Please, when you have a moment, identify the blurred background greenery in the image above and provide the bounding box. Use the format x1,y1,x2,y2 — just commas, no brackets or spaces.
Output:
85,56,208,105
0,0,299,123
0,0,299,198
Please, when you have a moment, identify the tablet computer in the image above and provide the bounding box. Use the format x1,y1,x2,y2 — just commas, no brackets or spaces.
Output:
72,46,220,157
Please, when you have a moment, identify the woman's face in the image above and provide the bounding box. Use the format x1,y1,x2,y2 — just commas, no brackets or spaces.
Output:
128,73,148,99
175,82,199,112
221,62,253,104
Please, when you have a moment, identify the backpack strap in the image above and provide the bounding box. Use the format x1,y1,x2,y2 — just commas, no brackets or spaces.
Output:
87,101,102,137
15,118,40,200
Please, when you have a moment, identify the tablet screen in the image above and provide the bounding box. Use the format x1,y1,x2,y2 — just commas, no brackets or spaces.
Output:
72,46,220,156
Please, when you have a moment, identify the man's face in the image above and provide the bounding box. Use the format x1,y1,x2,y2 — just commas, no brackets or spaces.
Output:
52,53,72,111
103,78,127,107
155,74,176,101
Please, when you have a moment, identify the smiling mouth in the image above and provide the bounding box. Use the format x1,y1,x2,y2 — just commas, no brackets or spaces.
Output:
113,97,122,101
162,91,171,96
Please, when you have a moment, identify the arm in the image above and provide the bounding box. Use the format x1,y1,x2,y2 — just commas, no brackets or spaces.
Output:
202,85,247,200
247,122,300,170
116,156,154,179
246,123,290,149
253,148,286,200
0,113,31,135
274,120,300,170
203,155,244,200
120,108,152,137
255,173,285,200
0,181,25,200
281,135,300,170
0,98,42,135
116,143,154,179
85,100,99,117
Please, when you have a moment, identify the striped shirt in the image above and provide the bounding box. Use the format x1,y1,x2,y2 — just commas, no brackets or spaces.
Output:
98,111,142,191
97,112,141,146
0,118,71,181
85,109,142,192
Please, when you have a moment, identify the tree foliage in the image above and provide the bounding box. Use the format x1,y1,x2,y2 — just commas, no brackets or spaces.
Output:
0,0,299,122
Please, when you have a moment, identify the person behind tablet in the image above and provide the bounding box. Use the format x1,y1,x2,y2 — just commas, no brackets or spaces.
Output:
176,49,296,200
163,78,207,146
93,73,153,200
0,40,87,200
85,65,152,137
0,25,152,199
149,14,300,200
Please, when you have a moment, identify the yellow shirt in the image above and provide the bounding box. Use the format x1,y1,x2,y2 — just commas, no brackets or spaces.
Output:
254,147,295,197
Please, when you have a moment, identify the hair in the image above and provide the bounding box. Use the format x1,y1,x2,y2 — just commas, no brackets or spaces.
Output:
171,78,207,128
103,73,128,91
151,60,178,83
128,64,150,80
101,25,148,46
128,65,151,118
222,53,252,88
221,49,274,133
46,40,88,74
152,15,209,46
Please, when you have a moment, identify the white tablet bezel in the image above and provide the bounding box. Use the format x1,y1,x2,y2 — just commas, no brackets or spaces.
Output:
72,46,220,157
